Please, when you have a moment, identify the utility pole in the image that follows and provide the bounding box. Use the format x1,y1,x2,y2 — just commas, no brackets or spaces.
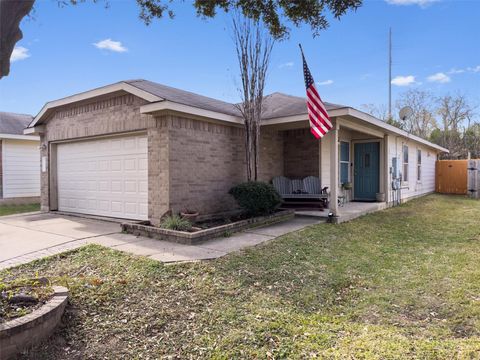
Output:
388,27,392,121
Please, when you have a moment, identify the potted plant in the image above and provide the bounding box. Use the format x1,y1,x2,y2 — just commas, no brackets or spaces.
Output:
180,208,199,222
341,182,352,203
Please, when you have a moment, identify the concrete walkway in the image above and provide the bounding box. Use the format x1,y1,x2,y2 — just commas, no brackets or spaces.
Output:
0,212,323,269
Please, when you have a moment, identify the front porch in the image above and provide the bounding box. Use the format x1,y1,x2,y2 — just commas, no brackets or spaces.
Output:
295,200,388,223
261,115,390,219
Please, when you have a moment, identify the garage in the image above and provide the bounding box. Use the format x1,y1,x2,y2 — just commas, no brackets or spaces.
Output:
56,134,148,220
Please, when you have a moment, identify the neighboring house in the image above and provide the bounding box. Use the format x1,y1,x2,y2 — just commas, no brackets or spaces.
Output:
24,80,447,224
0,112,41,204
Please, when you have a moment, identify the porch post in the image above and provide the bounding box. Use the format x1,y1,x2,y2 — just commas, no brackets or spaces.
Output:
329,119,339,216
384,134,390,204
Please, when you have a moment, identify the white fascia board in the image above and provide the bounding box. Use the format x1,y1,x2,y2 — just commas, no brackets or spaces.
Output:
0,133,40,141
28,82,164,129
261,107,448,153
260,108,349,126
23,125,45,136
140,101,244,125
345,108,449,153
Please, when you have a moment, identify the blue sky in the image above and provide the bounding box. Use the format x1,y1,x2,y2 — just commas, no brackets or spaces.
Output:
1,0,479,117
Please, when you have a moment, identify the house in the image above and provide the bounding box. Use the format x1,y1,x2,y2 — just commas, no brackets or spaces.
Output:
24,80,447,224
0,112,41,204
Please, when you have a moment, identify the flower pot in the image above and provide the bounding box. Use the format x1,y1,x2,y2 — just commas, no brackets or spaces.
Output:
180,212,199,222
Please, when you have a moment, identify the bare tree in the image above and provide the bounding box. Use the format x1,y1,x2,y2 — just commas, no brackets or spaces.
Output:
232,16,274,181
434,93,476,158
396,89,437,138
361,103,389,121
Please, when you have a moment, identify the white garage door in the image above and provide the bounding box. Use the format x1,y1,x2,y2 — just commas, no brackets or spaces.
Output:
57,134,148,220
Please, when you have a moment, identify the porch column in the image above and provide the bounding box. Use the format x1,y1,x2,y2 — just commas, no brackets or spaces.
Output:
329,119,339,216
384,134,390,203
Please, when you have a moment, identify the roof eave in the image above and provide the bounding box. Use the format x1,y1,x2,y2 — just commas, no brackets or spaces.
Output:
140,100,244,125
27,81,164,129
0,133,40,141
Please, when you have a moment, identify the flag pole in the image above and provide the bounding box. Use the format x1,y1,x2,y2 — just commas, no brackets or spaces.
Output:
298,43,304,56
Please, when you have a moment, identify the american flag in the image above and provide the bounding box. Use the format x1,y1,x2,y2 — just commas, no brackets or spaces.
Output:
300,46,332,139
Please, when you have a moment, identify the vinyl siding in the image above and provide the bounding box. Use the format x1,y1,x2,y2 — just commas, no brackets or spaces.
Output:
2,140,41,198
387,137,437,201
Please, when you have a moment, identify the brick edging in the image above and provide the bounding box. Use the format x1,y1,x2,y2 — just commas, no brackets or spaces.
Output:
122,210,295,245
0,286,68,359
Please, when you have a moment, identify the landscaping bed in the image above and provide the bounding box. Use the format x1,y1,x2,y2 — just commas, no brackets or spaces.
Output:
122,209,295,245
0,278,68,359
1,277,53,323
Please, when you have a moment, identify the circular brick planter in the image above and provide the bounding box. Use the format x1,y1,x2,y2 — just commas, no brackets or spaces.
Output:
0,286,68,360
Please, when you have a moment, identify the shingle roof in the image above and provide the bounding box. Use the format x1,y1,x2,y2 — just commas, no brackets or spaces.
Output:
125,80,242,117
125,80,345,120
261,92,346,119
0,111,33,135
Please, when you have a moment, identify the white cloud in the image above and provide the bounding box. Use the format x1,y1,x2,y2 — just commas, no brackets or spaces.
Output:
10,46,30,62
317,79,334,86
278,61,294,69
448,68,465,74
93,39,128,53
427,72,451,83
467,65,480,73
385,0,439,6
391,75,417,86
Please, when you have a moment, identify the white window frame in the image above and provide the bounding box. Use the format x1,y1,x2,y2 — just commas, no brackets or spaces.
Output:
402,144,409,185
417,149,422,182
339,141,350,185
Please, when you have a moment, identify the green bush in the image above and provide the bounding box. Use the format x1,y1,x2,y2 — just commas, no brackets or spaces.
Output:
160,215,192,232
229,181,282,216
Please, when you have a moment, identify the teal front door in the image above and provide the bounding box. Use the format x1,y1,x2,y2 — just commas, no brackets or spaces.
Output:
354,142,380,201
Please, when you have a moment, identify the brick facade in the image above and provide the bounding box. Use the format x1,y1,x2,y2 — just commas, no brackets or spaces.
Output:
259,129,284,182
168,116,246,216
283,128,319,178
38,92,325,223
39,93,250,225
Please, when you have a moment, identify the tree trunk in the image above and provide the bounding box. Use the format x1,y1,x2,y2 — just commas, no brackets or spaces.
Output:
0,0,35,78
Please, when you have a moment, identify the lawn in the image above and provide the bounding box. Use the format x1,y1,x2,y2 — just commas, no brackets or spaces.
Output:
0,203,40,216
2,194,479,359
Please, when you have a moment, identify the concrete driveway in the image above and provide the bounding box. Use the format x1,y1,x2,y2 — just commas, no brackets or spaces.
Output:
0,212,322,269
0,212,121,262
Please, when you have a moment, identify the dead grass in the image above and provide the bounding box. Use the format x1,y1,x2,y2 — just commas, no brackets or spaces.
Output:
2,194,480,359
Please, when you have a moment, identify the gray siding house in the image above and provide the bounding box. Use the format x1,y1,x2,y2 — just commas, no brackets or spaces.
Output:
0,112,40,203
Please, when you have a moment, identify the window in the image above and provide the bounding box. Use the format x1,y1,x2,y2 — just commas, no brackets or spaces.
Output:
417,149,422,181
402,144,409,183
339,141,350,185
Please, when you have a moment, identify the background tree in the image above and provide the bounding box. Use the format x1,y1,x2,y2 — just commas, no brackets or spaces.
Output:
0,0,362,78
395,89,437,138
464,123,480,158
232,16,273,181
433,93,476,159
361,103,388,121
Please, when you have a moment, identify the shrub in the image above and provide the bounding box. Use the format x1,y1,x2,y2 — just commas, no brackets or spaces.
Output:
229,181,282,216
160,215,192,232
